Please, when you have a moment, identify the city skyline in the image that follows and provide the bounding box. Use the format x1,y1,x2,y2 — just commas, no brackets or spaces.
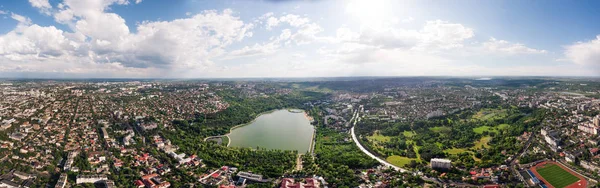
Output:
0,0,599,78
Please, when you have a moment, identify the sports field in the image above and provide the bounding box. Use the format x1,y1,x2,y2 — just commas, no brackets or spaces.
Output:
537,164,579,188
531,162,586,188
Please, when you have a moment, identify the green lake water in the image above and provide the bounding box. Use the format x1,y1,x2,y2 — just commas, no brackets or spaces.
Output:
228,109,314,153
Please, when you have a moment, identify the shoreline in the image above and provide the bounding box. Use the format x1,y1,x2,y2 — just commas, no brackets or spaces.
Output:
207,108,316,153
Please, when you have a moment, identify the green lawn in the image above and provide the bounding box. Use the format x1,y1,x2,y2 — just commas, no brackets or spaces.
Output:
429,126,451,134
403,131,416,138
497,123,510,130
537,164,580,188
386,155,417,167
472,108,508,121
367,131,391,143
473,136,492,149
473,126,497,134
222,136,229,146
445,148,468,155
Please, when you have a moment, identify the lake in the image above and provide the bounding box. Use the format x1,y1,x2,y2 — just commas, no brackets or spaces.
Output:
228,109,314,153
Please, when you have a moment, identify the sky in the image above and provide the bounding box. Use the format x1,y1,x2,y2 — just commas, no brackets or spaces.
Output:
0,0,599,78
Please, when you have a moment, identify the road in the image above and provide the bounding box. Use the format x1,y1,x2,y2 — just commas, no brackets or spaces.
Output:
349,108,408,172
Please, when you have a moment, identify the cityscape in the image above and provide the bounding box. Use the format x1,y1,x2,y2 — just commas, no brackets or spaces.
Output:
0,78,599,187
1,0,600,188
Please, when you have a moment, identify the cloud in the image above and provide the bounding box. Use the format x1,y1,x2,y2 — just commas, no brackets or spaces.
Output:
1,0,254,76
564,35,600,67
11,13,32,25
29,0,52,15
483,37,547,55
419,20,474,49
401,17,414,23
226,29,291,59
258,13,324,45
135,0,142,4
332,20,473,51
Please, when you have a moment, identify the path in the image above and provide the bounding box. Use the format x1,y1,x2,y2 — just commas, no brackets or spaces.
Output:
295,154,303,171
349,109,407,172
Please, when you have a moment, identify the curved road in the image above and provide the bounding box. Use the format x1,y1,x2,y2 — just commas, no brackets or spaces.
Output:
351,125,407,172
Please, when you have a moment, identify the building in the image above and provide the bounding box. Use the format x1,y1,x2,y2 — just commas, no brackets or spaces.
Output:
431,158,451,170
236,171,269,183
75,174,107,184
426,110,444,119
139,122,158,131
581,161,600,172
578,123,599,135
8,132,26,141
0,180,19,188
594,116,600,127
280,178,320,188
101,128,109,139
565,152,577,163
543,130,561,152
0,118,16,130
13,171,34,180
55,174,67,188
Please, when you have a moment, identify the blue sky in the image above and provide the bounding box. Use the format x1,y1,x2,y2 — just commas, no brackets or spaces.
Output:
0,0,599,78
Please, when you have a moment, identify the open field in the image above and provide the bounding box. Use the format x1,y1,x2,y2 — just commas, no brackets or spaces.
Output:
221,136,229,146
386,155,416,167
473,126,494,134
445,148,468,155
403,131,416,138
473,136,492,149
429,126,451,134
472,108,508,121
530,161,586,188
537,164,579,188
497,123,510,130
367,131,391,142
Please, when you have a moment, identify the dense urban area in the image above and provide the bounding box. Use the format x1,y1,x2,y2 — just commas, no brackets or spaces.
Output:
0,77,599,188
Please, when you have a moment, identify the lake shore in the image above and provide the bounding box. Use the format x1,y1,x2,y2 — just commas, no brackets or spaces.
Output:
206,108,316,152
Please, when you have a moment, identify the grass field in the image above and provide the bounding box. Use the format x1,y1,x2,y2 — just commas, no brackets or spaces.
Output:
472,108,508,121
497,123,511,130
403,131,416,138
473,136,492,149
429,126,452,134
222,136,229,146
367,131,391,142
473,126,492,134
387,155,417,167
537,164,579,188
445,148,468,154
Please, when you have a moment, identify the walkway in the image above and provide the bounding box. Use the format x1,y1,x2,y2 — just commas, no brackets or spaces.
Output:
350,125,407,172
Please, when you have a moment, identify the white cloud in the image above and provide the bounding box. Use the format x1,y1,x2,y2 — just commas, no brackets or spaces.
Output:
0,24,78,58
11,13,32,25
260,13,324,45
419,20,474,49
29,0,52,15
266,17,279,30
0,10,8,15
564,35,600,67
1,0,254,76
401,17,414,23
135,0,142,4
0,1,593,77
226,29,291,59
278,14,310,27
331,20,473,51
227,42,279,58
483,37,546,55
